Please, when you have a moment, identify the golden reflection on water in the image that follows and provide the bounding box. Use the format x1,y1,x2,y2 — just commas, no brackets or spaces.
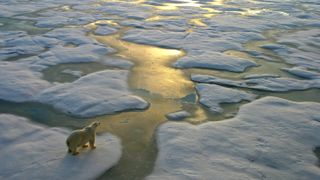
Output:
84,20,119,29
145,15,180,22
209,0,225,6
155,3,179,11
88,24,207,179
189,18,207,27
92,31,193,98
240,8,267,16
154,0,201,11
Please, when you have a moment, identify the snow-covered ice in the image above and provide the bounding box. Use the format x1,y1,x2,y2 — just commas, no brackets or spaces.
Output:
173,51,257,72
274,29,320,71
96,1,153,20
95,26,118,36
0,61,146,117
0,0,320,179
192,74,320,92
148,97,320,180
166,111,191,121
122,29,186,49
101,57,134,70
243,74,280,79
0,31,59,60
0,114,121,180
196,83,257,113
35,10,98,28
35,44,111,67
282,67,320,80
44,27,101,46
37,70,149,117
0,62,52,102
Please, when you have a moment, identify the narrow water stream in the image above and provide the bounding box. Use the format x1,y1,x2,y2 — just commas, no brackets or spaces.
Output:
90,28,209,179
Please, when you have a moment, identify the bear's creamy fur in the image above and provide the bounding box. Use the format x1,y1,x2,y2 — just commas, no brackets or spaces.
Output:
66,121,100,155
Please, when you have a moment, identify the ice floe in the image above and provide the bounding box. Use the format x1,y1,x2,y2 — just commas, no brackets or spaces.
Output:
122,28,262,52
276,29,320,71
243,74,280,79
196,84,256,113
44,27,101,45
101,57,134,70
97,1,153,20
0,31,59,60
94,26,118,35
122,28,186,49
37,44,110,65
166,111,191,121
37,70,149,117
191,74,320,92
148,97,320,180
282,67,320,80
173,51,257,72
35,9,99,28
0,114,121,180
0,62,51,102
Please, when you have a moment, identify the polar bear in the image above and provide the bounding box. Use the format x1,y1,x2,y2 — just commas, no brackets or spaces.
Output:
66,121,101,155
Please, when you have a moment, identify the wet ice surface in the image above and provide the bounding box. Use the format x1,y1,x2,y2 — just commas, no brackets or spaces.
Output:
0,0,320,179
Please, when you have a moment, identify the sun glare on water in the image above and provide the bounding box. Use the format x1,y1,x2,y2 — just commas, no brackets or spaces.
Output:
92,31,193,98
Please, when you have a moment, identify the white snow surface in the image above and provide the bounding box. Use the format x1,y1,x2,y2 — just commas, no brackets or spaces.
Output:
173,51,257,72
0,114,121,180
196,84,256,112
0,62,52,102
37,70,149,117
0,31,59,60
191,74,320,92
0,61,146,117
148,97,320,180
44,27,99,45
243,74,280,79
101,57,134,70
282,67,320,80
166,111,191,121
95,25,118,35
35,44,110,66
275,29,320,71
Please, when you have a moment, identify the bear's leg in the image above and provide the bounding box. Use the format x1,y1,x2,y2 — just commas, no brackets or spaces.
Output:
89,139,96,149
82,143,89,148
68,148,72,153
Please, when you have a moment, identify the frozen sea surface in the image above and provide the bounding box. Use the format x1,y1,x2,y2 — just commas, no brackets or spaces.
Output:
0,0,320,179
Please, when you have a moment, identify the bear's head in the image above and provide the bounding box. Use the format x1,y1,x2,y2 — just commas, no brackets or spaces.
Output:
90,121,101,130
